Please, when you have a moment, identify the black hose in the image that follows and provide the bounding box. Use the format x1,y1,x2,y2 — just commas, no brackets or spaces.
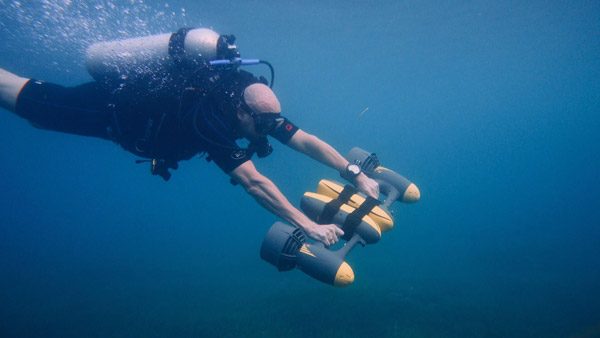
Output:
259,60,275,88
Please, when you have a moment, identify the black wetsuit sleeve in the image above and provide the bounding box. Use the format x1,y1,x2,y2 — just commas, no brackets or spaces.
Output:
269,116,299,144
205,141,252,173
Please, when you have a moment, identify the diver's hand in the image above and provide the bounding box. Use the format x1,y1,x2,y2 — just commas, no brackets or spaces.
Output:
303,222,344,246
354,173,380,199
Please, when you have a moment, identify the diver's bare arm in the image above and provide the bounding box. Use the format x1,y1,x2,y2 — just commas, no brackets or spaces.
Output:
0,68,29,112
230,160,343,245
286,129,379,198
287,130,348,172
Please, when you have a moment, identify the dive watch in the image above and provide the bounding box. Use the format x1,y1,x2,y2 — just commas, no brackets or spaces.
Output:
342,163,362,180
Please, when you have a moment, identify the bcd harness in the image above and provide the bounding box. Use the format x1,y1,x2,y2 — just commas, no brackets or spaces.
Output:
105,28,275,181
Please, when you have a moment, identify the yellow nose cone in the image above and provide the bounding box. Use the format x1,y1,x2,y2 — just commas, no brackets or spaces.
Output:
334,262,355,287
402,183,421,203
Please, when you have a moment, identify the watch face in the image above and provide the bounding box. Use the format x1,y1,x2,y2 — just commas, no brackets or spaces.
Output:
348,164,361,175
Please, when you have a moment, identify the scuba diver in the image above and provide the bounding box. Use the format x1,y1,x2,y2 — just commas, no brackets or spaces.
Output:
0,28,379,246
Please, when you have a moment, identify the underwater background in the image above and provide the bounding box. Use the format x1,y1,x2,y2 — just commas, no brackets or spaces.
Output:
1,1,599,337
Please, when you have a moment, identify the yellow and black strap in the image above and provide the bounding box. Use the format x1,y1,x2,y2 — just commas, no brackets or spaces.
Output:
318,185,381,240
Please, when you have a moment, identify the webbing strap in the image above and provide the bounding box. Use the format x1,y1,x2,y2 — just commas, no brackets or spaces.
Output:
168,27,193,66
342,196,381,240
318,185,357,224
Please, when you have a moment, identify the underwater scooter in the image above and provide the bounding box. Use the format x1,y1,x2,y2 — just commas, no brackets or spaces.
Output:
261,148,420,286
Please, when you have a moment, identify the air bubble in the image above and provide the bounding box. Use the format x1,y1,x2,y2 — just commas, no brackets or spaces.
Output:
1,0,191,73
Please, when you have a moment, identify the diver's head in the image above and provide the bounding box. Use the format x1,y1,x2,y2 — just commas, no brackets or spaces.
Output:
236,83,283,139
243,83,281,114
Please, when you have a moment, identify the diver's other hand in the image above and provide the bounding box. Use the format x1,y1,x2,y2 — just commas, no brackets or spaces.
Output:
304,222,344,246
354,173,380,200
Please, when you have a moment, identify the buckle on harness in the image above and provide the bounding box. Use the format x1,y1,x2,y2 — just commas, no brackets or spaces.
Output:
135,158,179,181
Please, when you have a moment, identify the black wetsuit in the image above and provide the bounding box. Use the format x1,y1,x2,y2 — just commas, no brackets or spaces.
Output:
15,78,299,174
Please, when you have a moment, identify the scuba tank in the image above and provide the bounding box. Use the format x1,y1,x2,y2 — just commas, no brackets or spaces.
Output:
85,28,237,88
85,27,274,89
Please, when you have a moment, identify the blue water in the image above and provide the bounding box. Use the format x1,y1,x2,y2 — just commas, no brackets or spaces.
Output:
1,1,599,337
